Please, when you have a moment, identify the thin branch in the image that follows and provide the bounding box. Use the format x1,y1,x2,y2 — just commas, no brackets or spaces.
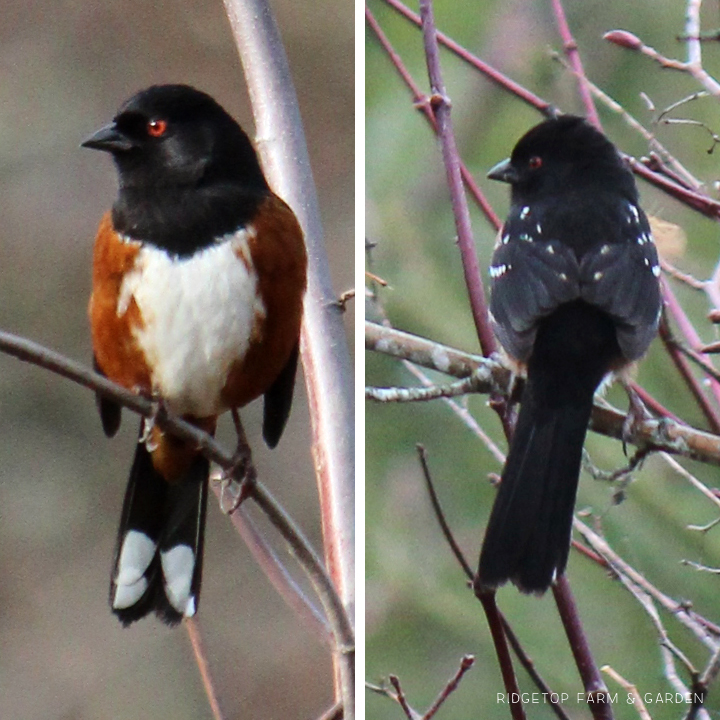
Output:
366,375,482,403
552,52,703,190
424,655,475,720
222,0,355,638
605,13,720,98
500,619,574,720
418,0,495,356
366,321,720,467
574,519,720,651
658,315,720,434
389,675,422,720
416,445,474,579
186,619,226,720
474,589,526,719
0,329,354,708
661,453,720,515
550,0,600,127
220,2,353,713
552,577,613,718
365,7,502,229
316,702,344,720
379,0,551,114
208,471,331,643
601,667,652,720
662,260,707,290
402,361,507,465
366,680,421,720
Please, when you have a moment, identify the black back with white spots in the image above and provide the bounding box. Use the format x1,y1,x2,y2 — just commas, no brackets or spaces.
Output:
477,116,662,594
488,115,662,363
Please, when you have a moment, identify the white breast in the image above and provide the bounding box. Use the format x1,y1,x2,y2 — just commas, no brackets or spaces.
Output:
117,228,265,417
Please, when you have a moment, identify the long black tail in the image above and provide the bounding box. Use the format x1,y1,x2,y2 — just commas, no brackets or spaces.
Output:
477,302,620,593
110,424,208,626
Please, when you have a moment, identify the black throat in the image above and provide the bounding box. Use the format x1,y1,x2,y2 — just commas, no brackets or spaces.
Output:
112,182,268,257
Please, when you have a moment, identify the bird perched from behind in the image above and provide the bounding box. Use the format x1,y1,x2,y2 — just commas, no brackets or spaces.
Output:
83,84,307,625
475,115,662,594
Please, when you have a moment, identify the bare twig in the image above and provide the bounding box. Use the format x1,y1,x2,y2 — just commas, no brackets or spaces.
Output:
366,375,483,403
222,0,355,636
424,655,475,720
474,589,526,719
389,675,421,720
365,7,502,230
221,1,354,713
366,321,720,467
316,701,344,720
186,618,226,720
209,470,331,642
366,679,421,720
0,329,354,715
574,519,720,651
605,7,720,98
418,0,495,356
379,0,551,114
416,445,474,579
550,0,600,127
601,666,652,720
552,577,613,719
661,453,720,515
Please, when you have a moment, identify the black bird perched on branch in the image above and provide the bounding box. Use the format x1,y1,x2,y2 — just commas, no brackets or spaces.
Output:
475,115,662,594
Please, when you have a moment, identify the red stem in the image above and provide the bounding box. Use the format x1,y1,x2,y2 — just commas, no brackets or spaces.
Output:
476,591,526,719
550,0,601,127
418,0,495,356
381,0,551,113
365,7,501,231
552,578,615,720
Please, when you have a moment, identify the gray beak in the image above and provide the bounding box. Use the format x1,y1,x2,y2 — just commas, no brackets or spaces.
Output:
487,158,518,184
81,123,137,153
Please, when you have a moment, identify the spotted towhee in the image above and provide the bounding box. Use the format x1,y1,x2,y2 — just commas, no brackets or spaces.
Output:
83,84,307,625
475,116,662,594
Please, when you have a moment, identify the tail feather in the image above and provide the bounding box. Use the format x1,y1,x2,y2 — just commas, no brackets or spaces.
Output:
111,423,208,626
477,301,620,593
477,391,592,592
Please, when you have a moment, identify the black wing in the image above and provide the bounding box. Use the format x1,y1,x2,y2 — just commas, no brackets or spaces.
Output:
262,341,300,448
489,229,580,362
579,206,662,359
93,355,122,437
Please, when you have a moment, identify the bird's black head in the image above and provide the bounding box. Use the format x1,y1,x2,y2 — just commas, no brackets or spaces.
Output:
488,115,637,204
83,85,270,254
83,84,268,192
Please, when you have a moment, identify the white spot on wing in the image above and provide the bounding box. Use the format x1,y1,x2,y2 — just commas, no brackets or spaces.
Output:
161,544,197,616
119,227,265,416
652,265,661,277
489,263,511,279
520,206,530,219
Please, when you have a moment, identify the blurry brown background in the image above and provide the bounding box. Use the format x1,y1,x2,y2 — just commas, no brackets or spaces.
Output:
0,1,353,718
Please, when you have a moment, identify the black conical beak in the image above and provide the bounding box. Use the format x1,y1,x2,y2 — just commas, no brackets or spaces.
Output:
81,123,136,153
487,158,518,184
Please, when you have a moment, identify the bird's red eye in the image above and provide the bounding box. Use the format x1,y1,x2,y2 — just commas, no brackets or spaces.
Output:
147,119,167,137
528,156,543,169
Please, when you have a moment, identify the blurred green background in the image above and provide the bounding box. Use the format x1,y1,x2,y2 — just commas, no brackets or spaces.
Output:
366,0,720,717
0,1,353,718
